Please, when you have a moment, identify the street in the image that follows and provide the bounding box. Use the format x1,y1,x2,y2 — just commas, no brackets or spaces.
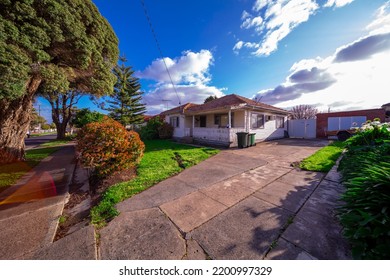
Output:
25,134,57,150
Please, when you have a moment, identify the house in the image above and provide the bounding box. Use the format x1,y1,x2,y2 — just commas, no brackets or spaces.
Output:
160,94,290,147
382,103,390,122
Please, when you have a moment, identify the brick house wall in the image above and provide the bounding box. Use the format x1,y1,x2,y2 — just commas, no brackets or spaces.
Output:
316,108,386,138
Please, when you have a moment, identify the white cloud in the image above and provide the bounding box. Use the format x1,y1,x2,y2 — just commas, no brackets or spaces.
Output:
253,5,390,112
233,41,260,55
235,0,355,57
138,50,213,85
236,0,319,56
244,42,260,49
240,10,263,32
367,1,390,35
241,10,251,20
143,84,226,115
253,0,272,12
324,0,354,8
241,16,263,31
138,50,226,114
233,41,244,53
271,51,390,112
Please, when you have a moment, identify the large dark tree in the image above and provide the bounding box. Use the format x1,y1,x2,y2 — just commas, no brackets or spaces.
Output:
204,95,218,103
40,90,82,139
0,0,119,163
290,104,318,119
106,58,146,127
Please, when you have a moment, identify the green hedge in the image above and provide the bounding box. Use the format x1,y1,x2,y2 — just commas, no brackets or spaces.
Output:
338,122,390,259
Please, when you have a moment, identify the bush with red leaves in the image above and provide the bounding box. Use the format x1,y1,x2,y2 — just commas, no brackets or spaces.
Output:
76,117,145,178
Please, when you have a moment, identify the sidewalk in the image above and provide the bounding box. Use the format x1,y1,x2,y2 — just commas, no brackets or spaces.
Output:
0,144,76,259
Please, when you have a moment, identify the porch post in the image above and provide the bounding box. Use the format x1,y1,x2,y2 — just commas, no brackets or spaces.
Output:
192,115,195,129
228,109,231,128
244,110,248,132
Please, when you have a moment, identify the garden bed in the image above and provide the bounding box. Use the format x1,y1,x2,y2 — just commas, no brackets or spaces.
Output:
337,121,390,259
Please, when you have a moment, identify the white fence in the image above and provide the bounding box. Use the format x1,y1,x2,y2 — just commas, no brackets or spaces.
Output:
288,119,316,139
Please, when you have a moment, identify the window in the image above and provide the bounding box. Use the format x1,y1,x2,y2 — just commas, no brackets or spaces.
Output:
199,115,206,127
170,116,179,128
214,113,234,128
276,116,285,128
214,115,221,126
251,113,264,129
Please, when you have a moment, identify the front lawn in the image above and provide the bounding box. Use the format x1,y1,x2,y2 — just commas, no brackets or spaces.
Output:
91,140,219,227
299,141,345,172
30,132,56,137
40,135,74,147
0,147,61,193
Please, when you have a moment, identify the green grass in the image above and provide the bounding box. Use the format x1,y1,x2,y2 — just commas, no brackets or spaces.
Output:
58,214,68,224
30,132,56,137
299,141,345,172
91,140,219,227
0,146,61,192
40,139,71,147
39,135,76,147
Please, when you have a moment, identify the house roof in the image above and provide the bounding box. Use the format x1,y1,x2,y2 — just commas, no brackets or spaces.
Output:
159,94,290,116
186,94,290,114
160,103,197,115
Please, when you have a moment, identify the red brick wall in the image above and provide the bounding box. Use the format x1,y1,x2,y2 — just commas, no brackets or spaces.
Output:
316,108,386,138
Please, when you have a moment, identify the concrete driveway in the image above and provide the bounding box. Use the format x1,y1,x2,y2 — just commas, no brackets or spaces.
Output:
28,138,351,260
98,139,351,260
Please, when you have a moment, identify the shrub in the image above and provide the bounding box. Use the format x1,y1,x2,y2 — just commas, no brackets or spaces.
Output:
345,121,390,147
41,123,51,130
158,122,174,139
139,115,164,140
72,108,105,128
338,123,390,259
76,117,145,179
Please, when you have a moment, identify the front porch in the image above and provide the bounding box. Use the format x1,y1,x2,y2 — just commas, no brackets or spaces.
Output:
184,127,246,147
181,109,247,147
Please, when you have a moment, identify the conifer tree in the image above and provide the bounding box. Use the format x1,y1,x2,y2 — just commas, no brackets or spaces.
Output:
106,58,146,127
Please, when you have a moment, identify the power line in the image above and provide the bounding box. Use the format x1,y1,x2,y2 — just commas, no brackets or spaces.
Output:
140,0,181,106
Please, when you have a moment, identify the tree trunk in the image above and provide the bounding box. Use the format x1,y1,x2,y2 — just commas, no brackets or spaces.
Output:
0,77,41,164
55,122,67,139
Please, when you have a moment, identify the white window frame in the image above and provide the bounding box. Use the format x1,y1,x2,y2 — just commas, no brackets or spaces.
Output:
251,113,264,129
275,116,285,129
170,116,179,128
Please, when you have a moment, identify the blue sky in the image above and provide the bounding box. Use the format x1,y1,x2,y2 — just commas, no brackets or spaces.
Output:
37,0,390,121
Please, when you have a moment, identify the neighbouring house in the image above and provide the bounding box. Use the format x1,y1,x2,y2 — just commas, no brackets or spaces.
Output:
382,103,390,122
160,94,290,147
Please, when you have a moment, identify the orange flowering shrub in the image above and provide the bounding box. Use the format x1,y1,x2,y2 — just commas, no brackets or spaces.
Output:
76,117,145,178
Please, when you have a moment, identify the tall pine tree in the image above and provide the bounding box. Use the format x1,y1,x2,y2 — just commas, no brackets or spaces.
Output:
107,58,146,127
